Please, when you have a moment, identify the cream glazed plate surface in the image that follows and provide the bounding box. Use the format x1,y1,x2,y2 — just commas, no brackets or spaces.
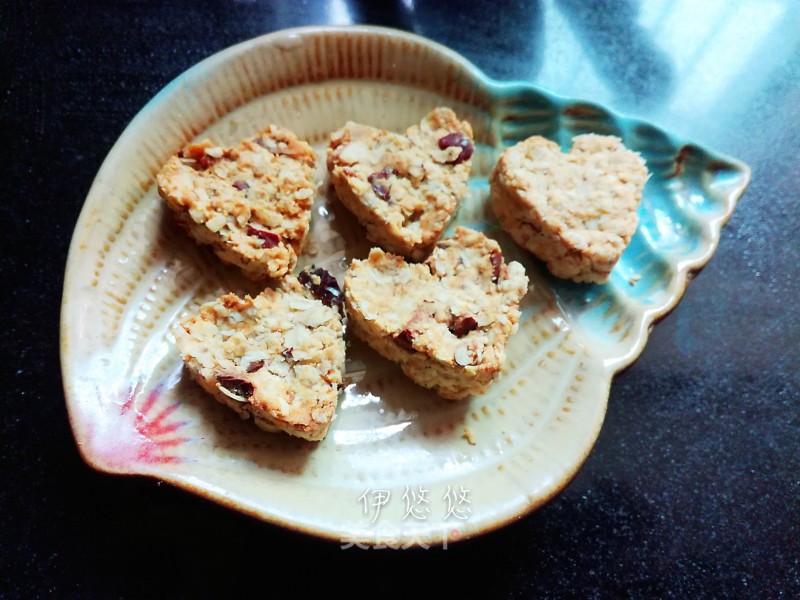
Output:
61,26,750,546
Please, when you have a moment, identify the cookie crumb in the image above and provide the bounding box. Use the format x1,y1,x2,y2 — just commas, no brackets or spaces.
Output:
463,427,476,445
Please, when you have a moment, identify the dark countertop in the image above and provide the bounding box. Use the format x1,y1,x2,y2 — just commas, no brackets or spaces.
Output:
3,1,798,597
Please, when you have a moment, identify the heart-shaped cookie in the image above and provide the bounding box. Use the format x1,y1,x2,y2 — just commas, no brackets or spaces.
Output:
157,125,316,280
490,134,649,283
344,227,528,400
173,269,345,441
328,107,474,261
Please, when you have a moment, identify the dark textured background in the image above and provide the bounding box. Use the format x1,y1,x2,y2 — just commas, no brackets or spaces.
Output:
3,1,798,597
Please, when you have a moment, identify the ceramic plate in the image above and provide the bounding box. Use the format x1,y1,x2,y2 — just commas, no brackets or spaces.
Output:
61,26,750,547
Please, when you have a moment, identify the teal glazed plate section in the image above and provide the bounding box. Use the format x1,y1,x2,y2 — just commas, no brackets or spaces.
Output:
60,26,750,547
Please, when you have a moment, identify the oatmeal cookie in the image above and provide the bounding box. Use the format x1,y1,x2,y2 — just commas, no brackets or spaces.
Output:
157,125,316,280
344,227,528,400
490,134,649,283
173,269,345,441
328,107,474,261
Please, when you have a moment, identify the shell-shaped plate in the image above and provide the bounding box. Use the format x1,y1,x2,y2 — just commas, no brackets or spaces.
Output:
61,26,750,546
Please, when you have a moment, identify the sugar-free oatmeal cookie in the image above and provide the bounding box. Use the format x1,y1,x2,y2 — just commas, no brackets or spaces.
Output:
328,107,474,261
344,227,528,400
173,269,345,441
490,134,649,283
157,125,317,280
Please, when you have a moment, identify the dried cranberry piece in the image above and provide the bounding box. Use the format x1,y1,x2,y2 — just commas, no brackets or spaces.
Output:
254,136,267,148
246,360,264,373
200,155,220,169
298,267,344,315
246,225,281,248
367,167,394,201
232,180,249,190
218,375,254,398
393,329,416,352
438,132,473,164
371,182,390,201
449,316,478,338
370,167,394,181
490,250,503,284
